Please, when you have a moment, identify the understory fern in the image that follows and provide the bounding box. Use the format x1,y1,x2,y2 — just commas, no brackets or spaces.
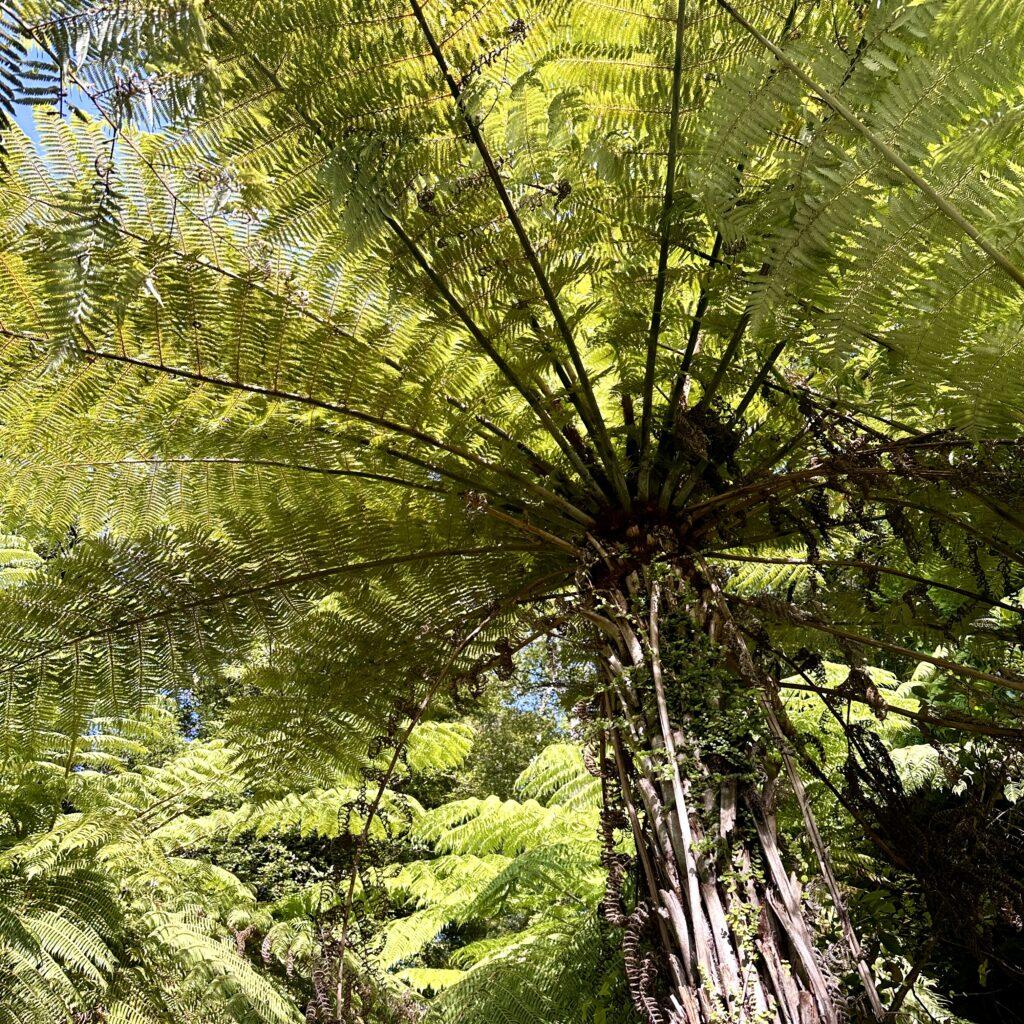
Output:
0,702,300,1024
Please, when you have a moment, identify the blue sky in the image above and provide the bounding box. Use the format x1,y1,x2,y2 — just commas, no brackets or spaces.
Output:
7,63,111,151
12,101,42,145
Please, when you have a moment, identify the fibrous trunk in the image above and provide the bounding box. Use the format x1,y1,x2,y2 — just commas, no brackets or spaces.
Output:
590,575,880,1024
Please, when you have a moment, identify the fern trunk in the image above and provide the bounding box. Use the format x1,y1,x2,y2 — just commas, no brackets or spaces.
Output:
593,576,868,1024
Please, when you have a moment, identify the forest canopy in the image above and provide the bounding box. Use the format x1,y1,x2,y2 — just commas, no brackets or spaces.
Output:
0,0,1023,1022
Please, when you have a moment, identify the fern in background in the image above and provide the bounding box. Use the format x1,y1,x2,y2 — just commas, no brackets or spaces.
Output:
0,701,299,1024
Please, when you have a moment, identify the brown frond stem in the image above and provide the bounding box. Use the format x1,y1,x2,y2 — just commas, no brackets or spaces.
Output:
384,213,609,501
737,595,1024,694
442,395,571,486
70,342,596,527
706,553,1023,617
21,457,444,493
0,545,547,675
666,428,954,522
480,505,589,558
406,0,631,507
777,680,1024,742
22,187,588,495
205,9,606,507
638,0,690,500
726,335,792,428
762,375,920,442
658,233,723,454
373,445,573,534
825,484,1024,568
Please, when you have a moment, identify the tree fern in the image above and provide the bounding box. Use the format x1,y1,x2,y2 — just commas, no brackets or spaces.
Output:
375,740,621,1022
1,0,1023,1019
